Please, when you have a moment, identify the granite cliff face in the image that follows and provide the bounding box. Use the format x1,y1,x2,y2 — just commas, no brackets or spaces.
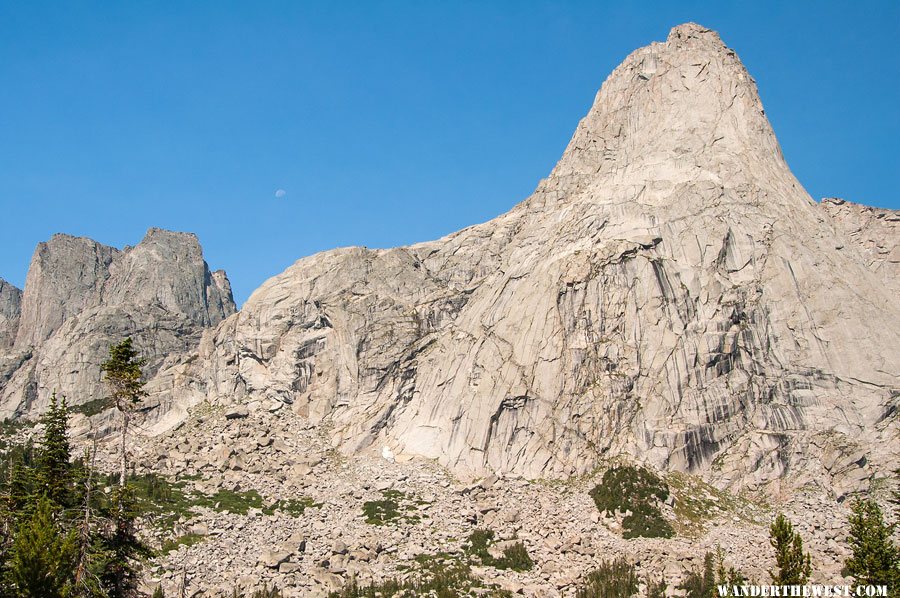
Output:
0,279,21,350
1,24,897,497
0,228,234,418
142,23,898,493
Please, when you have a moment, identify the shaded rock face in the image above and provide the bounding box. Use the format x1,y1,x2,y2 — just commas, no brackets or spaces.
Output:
14,234,119,348
0,279,21,349
153,23,898,493
0,228,235,417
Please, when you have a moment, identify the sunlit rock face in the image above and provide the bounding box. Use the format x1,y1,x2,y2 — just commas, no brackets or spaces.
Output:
0,228,235,418
2,23,897,497
145,23,896,494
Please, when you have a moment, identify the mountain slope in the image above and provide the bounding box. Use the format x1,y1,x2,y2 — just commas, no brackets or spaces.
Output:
149,23,898,492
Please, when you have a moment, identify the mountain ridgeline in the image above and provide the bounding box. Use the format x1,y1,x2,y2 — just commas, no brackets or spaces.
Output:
1,23,897,497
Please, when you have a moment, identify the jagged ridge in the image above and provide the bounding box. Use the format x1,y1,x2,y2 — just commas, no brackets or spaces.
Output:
0,228,235,419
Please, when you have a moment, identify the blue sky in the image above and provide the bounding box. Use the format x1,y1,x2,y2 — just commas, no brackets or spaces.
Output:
1,1,897,305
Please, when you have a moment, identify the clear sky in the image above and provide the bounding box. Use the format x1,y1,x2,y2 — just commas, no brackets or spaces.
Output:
1,1,897,305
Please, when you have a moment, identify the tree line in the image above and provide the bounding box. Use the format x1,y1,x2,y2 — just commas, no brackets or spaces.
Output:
0,339,146,597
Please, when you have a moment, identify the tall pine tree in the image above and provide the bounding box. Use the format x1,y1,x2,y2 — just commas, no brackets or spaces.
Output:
845,499,899,596
100,338,146,487
769,513,812,586
37,393,73,508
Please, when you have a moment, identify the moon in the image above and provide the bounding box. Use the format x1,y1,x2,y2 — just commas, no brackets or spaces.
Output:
274,189,286,199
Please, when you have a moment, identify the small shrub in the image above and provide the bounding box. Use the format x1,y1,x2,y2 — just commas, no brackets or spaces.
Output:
230,586,282,598
577,558,639,598
464,528,534,571
498,541,534,571
646,577,667,598
262,496,319,517
72,397,111,417
193,488,265,515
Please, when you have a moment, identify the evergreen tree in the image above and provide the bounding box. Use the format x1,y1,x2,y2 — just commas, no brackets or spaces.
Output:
100,338,146,488
769,513,811,585
37,393,73,507
5,447,37,521
4,496,78,598
646,577,667,598
844,499,900,595
99,484,145,598
576,558,639,598
679,552,716,598
716,545,748,587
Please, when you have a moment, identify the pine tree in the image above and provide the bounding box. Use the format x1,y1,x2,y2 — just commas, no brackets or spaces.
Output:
100,484,145,598
769,513,812,585
4,496,78,598
5,448,37,520
646,577,667,598
844,499,900,595
37,393,73,507
679,552,716,598
100,338,146,487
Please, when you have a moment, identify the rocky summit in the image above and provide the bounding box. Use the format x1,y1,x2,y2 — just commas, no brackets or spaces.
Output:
0,227,235,421
0,22,898,597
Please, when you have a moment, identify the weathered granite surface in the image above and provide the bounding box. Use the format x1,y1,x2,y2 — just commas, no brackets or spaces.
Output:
820,197,900,297
2,24,897,499
0,278,21,349
0,228,234,417
143,23,898,493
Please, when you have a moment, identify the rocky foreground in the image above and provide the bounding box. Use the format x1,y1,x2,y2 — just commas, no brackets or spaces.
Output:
60,401,858,597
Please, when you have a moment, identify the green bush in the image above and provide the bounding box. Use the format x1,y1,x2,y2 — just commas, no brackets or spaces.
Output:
577,558,639,598
262,496,319,517
464,528,534,571
589,465,674,539
72,397,111,417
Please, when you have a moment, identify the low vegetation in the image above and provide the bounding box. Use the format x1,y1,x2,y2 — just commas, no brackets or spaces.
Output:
159,532,204,554
362,489,423,525
464,528,534,571
679,548,748,598
576,558,639,598
71,397,111,417
666,471,765,536
589,465,674,538
329,552,513,597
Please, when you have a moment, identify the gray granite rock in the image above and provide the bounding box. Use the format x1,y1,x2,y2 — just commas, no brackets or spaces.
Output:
150,23,899,493
0,278,21,349
0,228,235,418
